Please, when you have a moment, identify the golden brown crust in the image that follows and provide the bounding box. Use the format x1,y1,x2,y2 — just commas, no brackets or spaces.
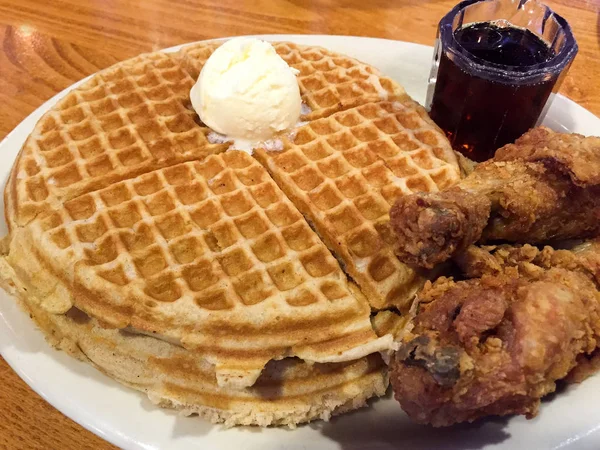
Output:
495,126,600,186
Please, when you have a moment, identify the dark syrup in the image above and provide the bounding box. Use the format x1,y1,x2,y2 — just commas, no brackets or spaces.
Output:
430,22,557,162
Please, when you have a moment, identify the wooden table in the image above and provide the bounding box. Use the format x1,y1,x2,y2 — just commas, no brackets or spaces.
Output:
0,0,598,448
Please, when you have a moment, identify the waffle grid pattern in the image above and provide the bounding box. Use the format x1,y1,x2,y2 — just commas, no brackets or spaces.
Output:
255,100,461,309
10,51,228,227
37,152,365,313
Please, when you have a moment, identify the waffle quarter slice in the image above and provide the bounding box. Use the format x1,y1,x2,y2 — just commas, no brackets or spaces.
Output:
5,151,391,388
255,100,461,310
178,41,407,121
5,51,228,230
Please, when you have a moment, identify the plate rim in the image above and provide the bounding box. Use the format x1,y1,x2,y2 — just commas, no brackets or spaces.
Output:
1,33,600,450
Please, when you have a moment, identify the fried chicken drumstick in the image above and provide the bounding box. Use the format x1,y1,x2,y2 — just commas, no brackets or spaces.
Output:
390,128,600,268
391,242,600,426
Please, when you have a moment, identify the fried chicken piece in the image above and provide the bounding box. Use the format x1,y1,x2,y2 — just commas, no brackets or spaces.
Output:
390,128,600,268
390,245,600,427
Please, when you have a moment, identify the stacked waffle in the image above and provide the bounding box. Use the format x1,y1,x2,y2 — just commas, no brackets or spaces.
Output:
0,41,461,426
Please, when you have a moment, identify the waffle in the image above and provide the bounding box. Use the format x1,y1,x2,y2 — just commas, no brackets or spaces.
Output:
5,51,229,230
255,100,461,310
0,260,388,427
5,151,391,388
1,40,456,424
178,41,407,121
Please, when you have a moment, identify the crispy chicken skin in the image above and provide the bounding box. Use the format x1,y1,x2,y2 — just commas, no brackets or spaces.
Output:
390,128,600,268
454,241,600,280
391,243,600,427
495,127,600,186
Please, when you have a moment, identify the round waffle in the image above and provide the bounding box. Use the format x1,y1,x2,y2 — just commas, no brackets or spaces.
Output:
2,40,460,425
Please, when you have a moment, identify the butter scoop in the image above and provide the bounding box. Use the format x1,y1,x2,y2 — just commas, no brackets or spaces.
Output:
190,38,302,152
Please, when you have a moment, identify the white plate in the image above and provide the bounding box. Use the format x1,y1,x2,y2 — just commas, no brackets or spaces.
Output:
1,35,600,450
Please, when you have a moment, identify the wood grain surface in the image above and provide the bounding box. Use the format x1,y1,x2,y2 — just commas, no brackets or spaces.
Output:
0,0,598,449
